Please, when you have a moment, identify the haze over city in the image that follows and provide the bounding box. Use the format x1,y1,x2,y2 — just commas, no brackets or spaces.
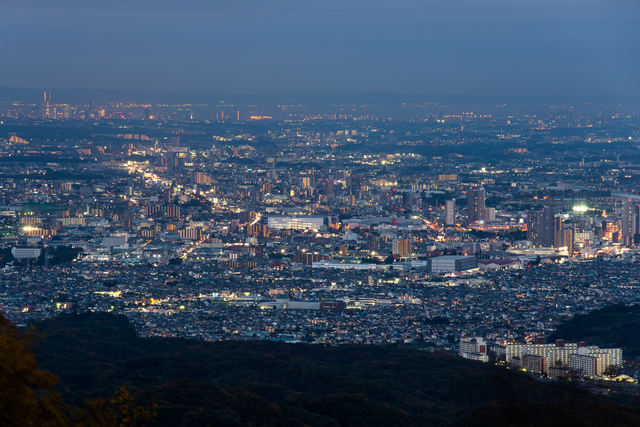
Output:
2,0,640,96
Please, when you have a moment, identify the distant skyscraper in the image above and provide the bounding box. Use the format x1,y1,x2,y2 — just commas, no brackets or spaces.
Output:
60,104,70,120
621,199,636,246
42,91,51,119
527,208,555,247
467,188,485,223
445,199,456,226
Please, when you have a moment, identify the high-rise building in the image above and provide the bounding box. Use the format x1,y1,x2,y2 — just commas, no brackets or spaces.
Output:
621,199,636,246
324,180,335,197
467,188,485,223
562,229,574,253
554,217,563,248
505,340,622,377
165,204,182,220
392,239,412,256
42,91,51,119
445,199,456,226
577,216,593,231
59,104,70,120
194,172,215,184
484,207,496,222
178,227,201,240
527,208,555,247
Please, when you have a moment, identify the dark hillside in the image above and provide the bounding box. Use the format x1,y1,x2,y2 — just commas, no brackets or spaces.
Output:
30,312,640,427
548,304,640,358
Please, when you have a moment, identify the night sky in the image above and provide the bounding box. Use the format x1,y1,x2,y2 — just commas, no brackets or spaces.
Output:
2,0,639,96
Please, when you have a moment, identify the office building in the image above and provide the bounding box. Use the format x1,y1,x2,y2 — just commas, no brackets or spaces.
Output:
428,255,477,273
11,247,42,260
262,215,332,231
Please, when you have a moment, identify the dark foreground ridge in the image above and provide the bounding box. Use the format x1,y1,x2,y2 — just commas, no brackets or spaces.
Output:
27,312,640,427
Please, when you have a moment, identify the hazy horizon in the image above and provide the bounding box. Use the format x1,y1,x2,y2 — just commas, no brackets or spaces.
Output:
2,0,639,97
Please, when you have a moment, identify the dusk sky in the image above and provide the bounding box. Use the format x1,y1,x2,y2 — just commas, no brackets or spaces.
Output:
2,0,639,96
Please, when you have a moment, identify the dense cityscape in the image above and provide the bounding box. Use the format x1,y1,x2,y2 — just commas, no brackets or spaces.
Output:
3,1,640,424
1,93,639,380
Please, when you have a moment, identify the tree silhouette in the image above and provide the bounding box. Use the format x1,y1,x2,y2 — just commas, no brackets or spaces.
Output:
0,314,155,427
0,315,68,426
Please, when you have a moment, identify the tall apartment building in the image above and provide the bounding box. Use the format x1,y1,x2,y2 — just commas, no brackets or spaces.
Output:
178,227,202,240
445,199,456,226
194,172,215,184
484,207,496,222
527,208,555,247
466,188,485,223
392,239,412,256
621,199,636,246
568,354,598,378
459,337,489,362
505,339,621,377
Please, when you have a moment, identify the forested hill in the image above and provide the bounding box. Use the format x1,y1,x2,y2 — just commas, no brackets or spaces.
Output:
548,304,640,358
31,312,640,427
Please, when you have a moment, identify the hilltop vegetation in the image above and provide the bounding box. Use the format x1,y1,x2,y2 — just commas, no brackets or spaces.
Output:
0,313,155,427
23,312,640,427
548,304,640,358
